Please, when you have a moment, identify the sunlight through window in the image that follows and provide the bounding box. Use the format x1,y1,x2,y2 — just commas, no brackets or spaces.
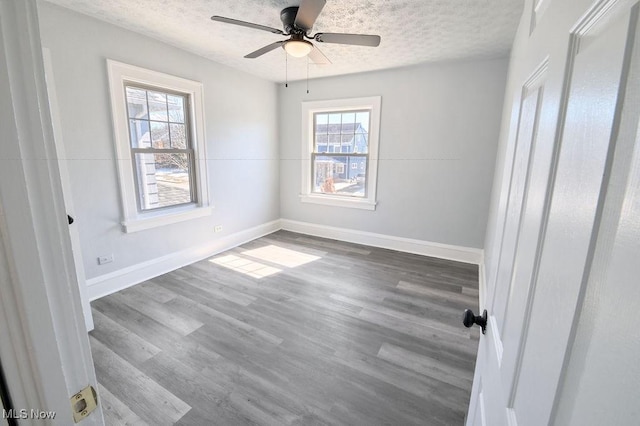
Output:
241,245,321,268
209,254,281,279
208,245,322,279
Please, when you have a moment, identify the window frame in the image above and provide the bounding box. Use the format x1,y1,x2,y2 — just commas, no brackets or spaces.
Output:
126,83,196,212
107,60,211,233
300,96,381,210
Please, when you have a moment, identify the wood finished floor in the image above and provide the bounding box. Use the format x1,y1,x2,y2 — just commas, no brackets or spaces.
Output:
89,231,480,426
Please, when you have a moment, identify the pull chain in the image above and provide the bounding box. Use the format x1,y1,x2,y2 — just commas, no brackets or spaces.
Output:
285,53,288,88
306,56,309,94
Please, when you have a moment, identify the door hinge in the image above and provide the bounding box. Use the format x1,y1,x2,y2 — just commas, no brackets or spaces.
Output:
70,385,98,423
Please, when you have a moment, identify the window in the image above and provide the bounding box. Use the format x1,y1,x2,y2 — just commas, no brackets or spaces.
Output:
300,96,381,210
126,86,194,211
108,61,211,232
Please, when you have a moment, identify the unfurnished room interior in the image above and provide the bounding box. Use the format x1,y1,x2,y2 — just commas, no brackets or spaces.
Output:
1,0,640,425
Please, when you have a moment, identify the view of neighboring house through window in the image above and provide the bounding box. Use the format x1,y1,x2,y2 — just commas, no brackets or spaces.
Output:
313,110,370,197
126,86,195,211
300,96,380,210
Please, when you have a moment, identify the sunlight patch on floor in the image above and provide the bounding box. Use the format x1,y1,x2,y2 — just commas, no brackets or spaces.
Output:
208,244,322,279
241,245,321,268
209,254,281,279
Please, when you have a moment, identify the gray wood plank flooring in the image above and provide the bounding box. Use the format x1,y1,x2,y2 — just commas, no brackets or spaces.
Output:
89,231,480,425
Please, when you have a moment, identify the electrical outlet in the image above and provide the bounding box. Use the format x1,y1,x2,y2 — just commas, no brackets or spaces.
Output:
97,254,114,265
214,225,223,233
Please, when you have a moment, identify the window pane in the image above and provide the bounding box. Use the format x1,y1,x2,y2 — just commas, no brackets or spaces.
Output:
315,133,328,152
315,113,328,125
327,113,341,132
150,122,170,149
167,94,185,123
354,112,370,154
356,112,370,131
328,134,341,144
313,155,366,197
148,91,168,121
170,123,187,148
126,87,148,119
353,131,368,154
134,152,193,210
129,119,151,148
341,112,356,132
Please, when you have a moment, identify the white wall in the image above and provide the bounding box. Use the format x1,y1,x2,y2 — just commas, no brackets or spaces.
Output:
279,59,508,249
37,2,280,281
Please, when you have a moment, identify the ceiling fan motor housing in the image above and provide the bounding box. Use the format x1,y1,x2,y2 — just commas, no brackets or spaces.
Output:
280,6,301,34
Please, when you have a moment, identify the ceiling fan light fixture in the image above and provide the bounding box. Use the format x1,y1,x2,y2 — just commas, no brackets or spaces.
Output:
283,39,313,57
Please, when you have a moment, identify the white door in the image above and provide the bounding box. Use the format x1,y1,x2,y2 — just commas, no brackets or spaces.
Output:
42,48,94,332
0,384,7,426
552,12,640,422
468,0,640,424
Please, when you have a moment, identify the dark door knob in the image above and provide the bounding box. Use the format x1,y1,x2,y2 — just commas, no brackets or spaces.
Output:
463,309,487,334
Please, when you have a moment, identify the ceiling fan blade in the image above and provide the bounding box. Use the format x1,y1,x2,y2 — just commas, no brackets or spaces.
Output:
315,33,381,47
244,41,285,58
294,0,326,31
308,45,331,65
211,16,284,35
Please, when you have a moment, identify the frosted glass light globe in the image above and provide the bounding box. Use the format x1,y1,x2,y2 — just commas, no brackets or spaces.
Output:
284,40,312,57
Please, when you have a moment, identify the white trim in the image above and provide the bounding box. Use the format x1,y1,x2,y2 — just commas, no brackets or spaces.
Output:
299,194,377,210
478,259,487,310
300,96,382,210
122,205,213,233
280,219,483,264
506,408,519,426
491,315,504,365
86,220,281,300
106,60,211,233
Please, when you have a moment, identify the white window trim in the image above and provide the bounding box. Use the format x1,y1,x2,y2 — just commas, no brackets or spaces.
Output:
300,96,381,211
107,60,212,233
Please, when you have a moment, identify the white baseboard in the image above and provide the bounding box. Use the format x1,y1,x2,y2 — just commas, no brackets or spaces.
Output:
280,219,483,265
86,219,281,301
87,218,483,301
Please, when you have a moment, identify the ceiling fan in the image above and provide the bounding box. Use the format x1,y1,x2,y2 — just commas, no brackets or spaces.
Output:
211,0,381,65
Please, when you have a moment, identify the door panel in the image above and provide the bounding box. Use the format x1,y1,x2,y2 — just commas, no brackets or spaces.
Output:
512,4,633,424
498,61,551,400
492,64,547,346
554,26,640,420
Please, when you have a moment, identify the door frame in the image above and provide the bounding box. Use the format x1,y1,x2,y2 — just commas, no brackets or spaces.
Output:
0,0,103,424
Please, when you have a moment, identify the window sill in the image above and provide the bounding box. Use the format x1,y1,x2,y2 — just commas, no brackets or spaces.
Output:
121,205,213,233
299,194,377,210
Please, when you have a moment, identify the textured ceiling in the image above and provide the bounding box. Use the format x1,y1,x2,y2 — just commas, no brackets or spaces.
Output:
43,0,524,83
